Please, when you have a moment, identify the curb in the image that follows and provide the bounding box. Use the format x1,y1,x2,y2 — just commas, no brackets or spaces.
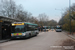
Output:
0,39,11,43
68,35,75,40
63,31,75,40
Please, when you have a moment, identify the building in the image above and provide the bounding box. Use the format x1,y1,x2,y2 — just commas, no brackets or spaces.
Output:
0,16,21,40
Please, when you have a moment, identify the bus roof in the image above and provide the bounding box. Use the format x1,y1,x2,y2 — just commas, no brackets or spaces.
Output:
12,22,38,26
25,22,38,26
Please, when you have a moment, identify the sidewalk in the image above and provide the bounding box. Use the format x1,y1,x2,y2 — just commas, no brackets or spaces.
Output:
0,39,10,43
63,31,75,40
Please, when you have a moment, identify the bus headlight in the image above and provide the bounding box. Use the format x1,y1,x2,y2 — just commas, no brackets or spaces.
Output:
22,33,26,36
11,34,14,36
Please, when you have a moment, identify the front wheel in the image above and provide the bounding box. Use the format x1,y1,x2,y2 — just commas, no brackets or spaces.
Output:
35,32,38,36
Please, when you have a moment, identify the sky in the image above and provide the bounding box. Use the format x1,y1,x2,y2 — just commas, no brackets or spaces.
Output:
11,0,75,22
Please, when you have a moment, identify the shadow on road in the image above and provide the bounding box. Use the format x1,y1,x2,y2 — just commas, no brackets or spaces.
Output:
11,35,38,41
60,39,75,50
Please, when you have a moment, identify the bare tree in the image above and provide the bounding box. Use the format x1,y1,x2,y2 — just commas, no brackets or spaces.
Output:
38,13,49,21
38,13,49,26
0,0,16,18
15,5,32,22
0,0,38,23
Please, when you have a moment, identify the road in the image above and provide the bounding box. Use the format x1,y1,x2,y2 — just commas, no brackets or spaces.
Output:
0,31,71,50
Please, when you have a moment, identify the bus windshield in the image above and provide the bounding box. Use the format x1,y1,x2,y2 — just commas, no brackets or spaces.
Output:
56,27,62,29
46,27,49,29
43,27,48,29
11,25,25,33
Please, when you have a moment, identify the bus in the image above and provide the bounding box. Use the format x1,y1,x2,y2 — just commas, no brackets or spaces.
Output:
11,22,39,39
56,25,62,32
43,26,50,31
51,26,55,31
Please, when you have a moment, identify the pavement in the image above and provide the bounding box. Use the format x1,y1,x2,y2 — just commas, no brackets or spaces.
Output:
63,31,75,40
0,39,10,43
0,31,72,50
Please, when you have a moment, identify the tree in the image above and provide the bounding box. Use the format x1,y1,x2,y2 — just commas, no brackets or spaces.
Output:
0,0,16,18
58,3,75,32
48,20,57,26
0,0,33,22
71,3,75,20
38,13,49,26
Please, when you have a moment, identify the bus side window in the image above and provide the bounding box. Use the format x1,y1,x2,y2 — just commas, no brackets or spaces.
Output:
26,25,32,31
35,26,38,30
31,26,34,31
24,25,26,32
26,25,30,31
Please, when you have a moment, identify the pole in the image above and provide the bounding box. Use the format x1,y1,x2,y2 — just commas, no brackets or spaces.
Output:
69,0,71,34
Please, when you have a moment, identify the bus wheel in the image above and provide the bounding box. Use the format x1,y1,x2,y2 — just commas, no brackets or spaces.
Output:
11,38,14,40
35,33,38,36
29,33,31,38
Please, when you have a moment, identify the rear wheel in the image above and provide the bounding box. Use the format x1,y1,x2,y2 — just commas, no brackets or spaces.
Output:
29,33,31,38
35,32,38,36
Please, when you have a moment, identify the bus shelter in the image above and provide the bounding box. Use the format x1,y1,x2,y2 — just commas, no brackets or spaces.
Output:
0,16,21,40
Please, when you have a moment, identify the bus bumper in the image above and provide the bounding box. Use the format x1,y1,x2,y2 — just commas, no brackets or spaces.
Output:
11,36,27,39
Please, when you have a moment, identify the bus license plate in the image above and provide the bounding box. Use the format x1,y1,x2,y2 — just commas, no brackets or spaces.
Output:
18,33,22,35
16,37,20,38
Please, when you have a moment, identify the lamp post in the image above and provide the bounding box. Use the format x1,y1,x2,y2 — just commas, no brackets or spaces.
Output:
55,0,71,34
69,0,71,34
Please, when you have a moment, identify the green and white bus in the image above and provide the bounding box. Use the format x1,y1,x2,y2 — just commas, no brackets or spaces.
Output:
56,25,62,32
11,22,39,39
43,26,50,31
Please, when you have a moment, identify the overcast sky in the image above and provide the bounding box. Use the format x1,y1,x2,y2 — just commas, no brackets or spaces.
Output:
13,0,75,22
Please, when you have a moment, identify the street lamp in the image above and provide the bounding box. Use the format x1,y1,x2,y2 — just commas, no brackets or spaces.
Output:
69,0,71,34
55,0,71,34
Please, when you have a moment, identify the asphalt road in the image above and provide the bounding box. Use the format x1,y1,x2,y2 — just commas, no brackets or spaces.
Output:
0,31,71,50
